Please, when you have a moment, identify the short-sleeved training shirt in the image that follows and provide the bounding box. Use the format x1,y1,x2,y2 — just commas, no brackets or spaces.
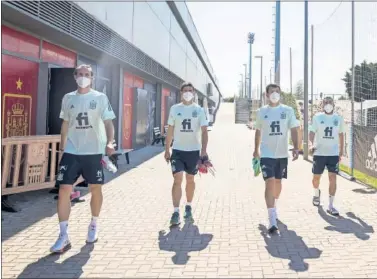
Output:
168,103,208,151
309,112,346,156
255,104,300,158
60,90,116,155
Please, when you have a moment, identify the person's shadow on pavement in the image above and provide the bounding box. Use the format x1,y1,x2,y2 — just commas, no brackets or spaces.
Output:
17,244,94,278
318,206,374,240
158,223,213,265
259,221,322,272
352,188,377,195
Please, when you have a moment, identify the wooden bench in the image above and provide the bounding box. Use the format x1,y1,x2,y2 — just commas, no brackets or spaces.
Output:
110,149,133,167
151,127,165,146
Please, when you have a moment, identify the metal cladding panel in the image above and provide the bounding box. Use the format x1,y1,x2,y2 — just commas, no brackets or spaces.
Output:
3,0,187,91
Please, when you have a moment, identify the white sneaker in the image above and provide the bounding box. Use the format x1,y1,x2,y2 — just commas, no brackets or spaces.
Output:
86,224,98,243
268,210,278,234
50,234,71,253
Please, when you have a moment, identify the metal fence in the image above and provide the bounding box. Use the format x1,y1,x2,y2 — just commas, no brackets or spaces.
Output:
309,2,377,186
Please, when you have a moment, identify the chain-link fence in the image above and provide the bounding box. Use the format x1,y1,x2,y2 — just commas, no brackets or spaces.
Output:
310,2,377,186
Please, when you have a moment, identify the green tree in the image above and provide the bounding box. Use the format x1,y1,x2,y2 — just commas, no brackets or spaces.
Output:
342,61,377,102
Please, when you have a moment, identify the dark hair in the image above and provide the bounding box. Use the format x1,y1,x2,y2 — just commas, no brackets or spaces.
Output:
265,83,281,94
180,81,194,92
74,64,94,77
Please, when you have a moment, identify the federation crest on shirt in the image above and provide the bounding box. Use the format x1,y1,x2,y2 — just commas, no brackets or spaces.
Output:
90,100,97,110
333,119,339,126
192,110,198,118
280,112,286,119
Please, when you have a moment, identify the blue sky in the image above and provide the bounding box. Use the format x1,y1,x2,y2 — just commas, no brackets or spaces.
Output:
187,1,377,98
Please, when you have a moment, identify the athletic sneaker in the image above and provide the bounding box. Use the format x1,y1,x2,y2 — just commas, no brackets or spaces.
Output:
50,234,71,253
170,212,180,226
184,205,194,222
70,191,80,201
312,189,321,206
268,211,278,234
86,224,98,243
327,207,339,216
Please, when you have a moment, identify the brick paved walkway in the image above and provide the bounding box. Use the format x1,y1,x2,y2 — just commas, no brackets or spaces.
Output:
2,103,377,278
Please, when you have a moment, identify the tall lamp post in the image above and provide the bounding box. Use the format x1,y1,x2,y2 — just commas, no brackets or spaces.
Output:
303,0,309,160
248,33,255,100
255,55,263,107
243,63,247,98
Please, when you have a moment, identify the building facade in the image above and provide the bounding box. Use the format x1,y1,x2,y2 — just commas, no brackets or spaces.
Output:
1,1,221,150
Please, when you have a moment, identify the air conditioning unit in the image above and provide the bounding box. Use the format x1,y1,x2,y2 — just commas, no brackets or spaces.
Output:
207,83,213,96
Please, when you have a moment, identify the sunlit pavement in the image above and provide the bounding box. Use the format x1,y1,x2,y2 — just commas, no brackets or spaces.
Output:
2,103,376,278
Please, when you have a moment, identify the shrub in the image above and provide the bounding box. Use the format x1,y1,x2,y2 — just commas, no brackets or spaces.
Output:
281,92,302,120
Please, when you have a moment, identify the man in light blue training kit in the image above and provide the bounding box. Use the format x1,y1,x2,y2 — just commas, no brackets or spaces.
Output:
51,64,116,253
309,96,345,216
253,84,300,234
164,82,209,226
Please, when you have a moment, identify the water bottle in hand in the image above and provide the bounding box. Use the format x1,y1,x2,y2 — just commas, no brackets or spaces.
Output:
101,156,117,173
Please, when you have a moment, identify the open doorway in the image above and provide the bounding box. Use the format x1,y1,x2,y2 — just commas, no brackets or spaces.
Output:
47,68,76,135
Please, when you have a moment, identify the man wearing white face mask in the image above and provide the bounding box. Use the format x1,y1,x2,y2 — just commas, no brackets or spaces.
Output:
309,96,345,216
253,84,300,233
164,82,209,226
50,64,116,253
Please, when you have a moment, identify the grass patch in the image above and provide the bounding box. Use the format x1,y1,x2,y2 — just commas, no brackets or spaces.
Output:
340,164,377,188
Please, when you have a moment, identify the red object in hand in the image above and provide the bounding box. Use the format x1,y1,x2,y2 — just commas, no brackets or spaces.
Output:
198,156,215,176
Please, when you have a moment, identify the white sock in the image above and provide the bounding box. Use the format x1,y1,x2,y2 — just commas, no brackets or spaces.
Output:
91,216,98,226
59,221,68,235
186,202,192,207
329,196,335,208
268,208,277,226
174,207,179,213
314,188,320,197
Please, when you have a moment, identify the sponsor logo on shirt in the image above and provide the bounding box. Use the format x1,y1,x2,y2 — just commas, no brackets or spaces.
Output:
76,112,93,129
90,100,97,110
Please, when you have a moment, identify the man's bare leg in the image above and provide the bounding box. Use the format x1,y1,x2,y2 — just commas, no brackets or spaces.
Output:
87,184,102,243
312,174,321,206
265,178,278,232
171,172,183,225
51,184,73,253
327,172,339,215
184,174,195,222
274,179,282,219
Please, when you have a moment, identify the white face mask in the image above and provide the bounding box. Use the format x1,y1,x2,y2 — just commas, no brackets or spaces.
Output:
76,77,91,88
269,92,280,104
324,104,334,113
182,91,194,102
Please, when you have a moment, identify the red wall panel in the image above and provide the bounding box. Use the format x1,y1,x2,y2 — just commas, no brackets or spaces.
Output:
41,41,76,67
1,54,39,137
1,25,40,59
121,73,145,149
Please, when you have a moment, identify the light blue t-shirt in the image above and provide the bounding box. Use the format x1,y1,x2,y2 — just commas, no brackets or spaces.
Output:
60,90,116,155
309,112,346,156
168,103,208,151
255,104,300,158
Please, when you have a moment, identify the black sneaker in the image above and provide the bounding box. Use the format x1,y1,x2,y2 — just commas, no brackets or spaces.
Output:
184,205,194,222
170,212,180,226
268,225,278,234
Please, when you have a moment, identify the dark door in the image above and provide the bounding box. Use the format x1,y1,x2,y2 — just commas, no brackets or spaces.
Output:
47,68,76,135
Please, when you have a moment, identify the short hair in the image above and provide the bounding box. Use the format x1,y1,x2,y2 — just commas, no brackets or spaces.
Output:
74,64,94,76
323,96,334,102
266,83,281,93
180,81,194,91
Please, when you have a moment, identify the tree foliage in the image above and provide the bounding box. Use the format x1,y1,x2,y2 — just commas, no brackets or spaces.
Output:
342,61,377,102
294,80,304,100
281,92,302,120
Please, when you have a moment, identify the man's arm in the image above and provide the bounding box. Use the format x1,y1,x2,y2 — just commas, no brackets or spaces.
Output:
199,108,209,155
290,127,299,150
338,116,346,157
254,110,262,155
201,126,208,154
309,131,315,147
103,120,115,145
165,125,174,151
289,109,300,150
308,116,317,149
60,120,68,150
